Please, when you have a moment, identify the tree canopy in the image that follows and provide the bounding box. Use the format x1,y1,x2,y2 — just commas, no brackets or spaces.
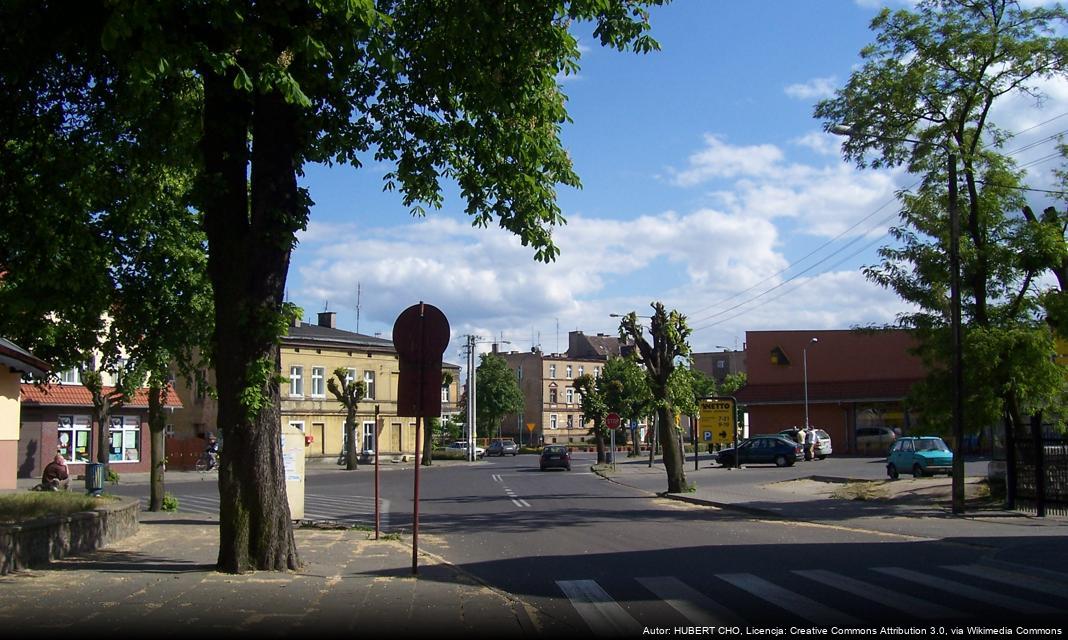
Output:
815,0,1068,435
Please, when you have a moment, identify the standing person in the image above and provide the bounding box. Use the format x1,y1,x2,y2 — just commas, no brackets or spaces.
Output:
41,454,70,491
205,434,219,470
803,427,815,461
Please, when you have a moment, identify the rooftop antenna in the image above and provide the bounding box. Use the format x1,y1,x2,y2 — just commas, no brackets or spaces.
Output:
323,300,329,312
356,282,361,334
555,318,559,354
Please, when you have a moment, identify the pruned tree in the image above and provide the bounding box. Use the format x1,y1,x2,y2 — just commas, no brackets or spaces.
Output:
618,302,692,493
422,370,455,465
328,367,366,471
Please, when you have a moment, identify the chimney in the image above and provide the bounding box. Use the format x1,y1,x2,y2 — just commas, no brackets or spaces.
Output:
492,343,499,354
317,311,337,329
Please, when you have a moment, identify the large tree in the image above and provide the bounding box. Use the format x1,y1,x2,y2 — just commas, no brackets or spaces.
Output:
601,355,654,456
815,0,1067,449
0,3,212,514
327,367,366,471
5,0,666,573
573,373,609,463
475,353,524,441
619,302,692,493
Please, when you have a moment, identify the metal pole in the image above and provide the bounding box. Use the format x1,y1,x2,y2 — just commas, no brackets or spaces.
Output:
374,404,380,540
470,337,477,462
949,153,965,515
412,415,421,574
803,346,810,430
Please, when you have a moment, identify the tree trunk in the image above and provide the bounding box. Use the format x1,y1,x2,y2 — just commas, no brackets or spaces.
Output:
595,425,605,463
201,74,303,573
148,382,166,511
345,408,358,470
658,406,688,493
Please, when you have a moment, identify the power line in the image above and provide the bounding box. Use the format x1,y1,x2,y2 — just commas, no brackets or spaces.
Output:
687,116,1066,333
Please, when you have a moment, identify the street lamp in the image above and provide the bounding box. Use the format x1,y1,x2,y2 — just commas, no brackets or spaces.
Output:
832,124,964,514
803,338,818,430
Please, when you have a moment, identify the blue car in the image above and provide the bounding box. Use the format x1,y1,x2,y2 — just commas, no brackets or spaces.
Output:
886,436,953,479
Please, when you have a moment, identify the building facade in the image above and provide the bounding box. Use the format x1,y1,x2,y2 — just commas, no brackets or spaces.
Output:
497,331,632,446
169,311,461,464
735,329,926,453
1,338,50,489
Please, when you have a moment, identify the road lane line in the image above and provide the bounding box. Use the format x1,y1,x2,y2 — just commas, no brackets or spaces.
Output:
556,579,641,637
636,576,743,626
873,567,1061,614
717,573,861,626
945,564,1068,599
793,569,961,619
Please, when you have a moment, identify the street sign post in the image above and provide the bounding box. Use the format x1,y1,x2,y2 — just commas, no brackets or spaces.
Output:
605,413,621,467
700,396,737,469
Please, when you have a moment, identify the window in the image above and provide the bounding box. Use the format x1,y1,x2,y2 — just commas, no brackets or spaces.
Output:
566,365,573,379
549,388,558,404
441,383,451,402
578,366,584,377
346,367,358,385
363,370,375,400
289,366,304,397
311,367,325,397
59,368,80,385
289,421,305,432
516,367,523,381
363,421,376,452
549,364,556,379
566,388,574,404
57,415,91,462
594,367,601,378
109,416,141,462
550,414,558,429
566,414,573,429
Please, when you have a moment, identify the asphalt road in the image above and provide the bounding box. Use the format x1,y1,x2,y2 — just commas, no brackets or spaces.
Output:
108,454,1068,631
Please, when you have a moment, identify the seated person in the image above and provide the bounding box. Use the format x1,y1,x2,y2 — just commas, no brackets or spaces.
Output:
42,454,70,491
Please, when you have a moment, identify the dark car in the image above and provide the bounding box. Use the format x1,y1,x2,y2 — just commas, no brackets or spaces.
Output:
716,435,802,468
886,436,953,479
486,439,519,457
540,445,571,471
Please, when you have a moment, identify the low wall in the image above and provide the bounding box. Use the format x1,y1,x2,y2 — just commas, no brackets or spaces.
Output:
0,498,139,575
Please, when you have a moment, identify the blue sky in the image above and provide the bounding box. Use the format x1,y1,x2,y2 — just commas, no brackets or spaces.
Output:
289,0,1068,366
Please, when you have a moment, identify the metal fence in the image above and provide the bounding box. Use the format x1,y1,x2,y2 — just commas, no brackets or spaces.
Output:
1013,436,1068,515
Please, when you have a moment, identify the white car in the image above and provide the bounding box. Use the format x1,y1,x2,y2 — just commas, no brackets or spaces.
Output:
446,441,485,459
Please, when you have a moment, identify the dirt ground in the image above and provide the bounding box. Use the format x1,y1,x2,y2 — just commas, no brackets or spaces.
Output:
771,476,1000,508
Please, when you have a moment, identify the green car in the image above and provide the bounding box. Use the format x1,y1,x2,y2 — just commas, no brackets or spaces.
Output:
886,436,954,479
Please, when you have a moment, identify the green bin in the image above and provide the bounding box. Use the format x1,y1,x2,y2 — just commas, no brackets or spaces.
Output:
85,463,104,496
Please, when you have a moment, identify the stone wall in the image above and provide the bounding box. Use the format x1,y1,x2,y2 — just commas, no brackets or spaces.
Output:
0,498,139,575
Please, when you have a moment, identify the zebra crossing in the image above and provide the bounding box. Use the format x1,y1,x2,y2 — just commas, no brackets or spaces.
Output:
556,563,1068,635
146,493,390,527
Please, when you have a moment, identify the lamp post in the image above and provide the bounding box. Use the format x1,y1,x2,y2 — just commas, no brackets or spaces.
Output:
803,338,817,430
831,124,964,514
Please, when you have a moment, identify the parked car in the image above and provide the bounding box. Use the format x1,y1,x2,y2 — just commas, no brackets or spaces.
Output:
778,428,832,460
539,445,571,471
886,436,953,479
716,435,802,468
446,441,485,459
486,439,518,457
856,426,898,455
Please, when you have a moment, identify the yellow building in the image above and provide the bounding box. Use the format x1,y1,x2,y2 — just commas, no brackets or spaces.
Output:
170,311,460,463
0,338,50,490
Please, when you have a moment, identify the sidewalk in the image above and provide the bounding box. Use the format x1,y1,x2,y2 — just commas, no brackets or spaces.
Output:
594,454,1068,583
0,509,535,637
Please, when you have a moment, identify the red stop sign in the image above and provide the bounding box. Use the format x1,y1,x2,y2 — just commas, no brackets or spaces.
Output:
605,413,621,429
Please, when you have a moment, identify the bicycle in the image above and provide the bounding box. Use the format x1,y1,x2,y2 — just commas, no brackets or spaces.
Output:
195,451,218,472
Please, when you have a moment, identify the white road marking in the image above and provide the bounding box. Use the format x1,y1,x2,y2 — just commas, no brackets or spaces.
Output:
873,567,1061,614
557,579,641,637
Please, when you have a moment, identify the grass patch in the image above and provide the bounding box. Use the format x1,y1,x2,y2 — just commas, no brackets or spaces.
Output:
0,492,116,524
830,481,890,501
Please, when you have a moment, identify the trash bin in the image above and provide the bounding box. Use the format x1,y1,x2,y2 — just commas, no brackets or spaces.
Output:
85,463,104,496
605,450,613,464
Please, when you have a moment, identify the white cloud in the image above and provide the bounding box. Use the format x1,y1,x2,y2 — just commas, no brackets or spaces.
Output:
784,76,838,101
670,134,784,186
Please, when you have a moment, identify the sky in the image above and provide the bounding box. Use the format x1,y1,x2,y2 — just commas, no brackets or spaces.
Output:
288,0,1068,369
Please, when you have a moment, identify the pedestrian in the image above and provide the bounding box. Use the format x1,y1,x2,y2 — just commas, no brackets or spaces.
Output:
803,427,815,461
41,453,70,491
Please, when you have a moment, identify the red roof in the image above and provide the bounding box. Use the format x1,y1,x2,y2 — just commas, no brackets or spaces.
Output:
20,383,184,409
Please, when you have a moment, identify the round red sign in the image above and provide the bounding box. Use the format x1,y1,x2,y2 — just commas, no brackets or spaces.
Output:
605,412,621,429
